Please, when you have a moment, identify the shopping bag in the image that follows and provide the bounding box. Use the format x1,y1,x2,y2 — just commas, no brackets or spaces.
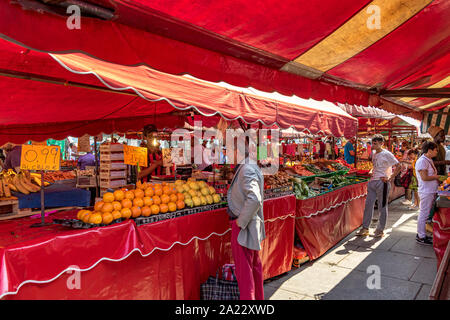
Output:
200,269,239,300
221,264,237,281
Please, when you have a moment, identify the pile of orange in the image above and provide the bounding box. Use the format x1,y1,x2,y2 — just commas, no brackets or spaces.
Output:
77,181,192,225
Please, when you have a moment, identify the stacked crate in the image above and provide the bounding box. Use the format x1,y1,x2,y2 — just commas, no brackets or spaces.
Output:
99,143,127,196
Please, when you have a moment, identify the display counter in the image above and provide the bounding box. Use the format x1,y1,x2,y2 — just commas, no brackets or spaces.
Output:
295,182,368,260
0,195,295,299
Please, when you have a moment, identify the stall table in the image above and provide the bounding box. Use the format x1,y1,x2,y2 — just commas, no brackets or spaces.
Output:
0,195,295,299
295,182,368,260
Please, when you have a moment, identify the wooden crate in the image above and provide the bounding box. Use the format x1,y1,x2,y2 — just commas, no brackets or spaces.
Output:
99,170,127,179
0,197,19,217
100,152,124,161
99,143,124,153
100,179,127,188
100,161,127,170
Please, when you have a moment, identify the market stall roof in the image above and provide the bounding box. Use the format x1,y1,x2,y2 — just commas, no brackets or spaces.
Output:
336,104,422,136
0,37,357,145
3,0,448,119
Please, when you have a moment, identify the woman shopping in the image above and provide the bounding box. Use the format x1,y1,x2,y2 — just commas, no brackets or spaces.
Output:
415,142,440,245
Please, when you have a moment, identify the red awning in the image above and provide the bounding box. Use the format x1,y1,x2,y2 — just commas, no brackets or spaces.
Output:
0,37,357,145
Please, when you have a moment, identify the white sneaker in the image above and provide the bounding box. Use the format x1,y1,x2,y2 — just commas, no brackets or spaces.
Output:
402,200,412,205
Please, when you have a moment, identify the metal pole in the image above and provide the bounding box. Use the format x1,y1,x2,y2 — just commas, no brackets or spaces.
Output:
40,170,45,225
94,136,99,198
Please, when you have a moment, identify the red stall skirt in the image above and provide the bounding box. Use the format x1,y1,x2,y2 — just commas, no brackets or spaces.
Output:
0,196,295,299
433,207,450,269
295,182,368,261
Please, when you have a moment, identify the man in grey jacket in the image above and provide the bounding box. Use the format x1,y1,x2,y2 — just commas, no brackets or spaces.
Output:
227,136,265,300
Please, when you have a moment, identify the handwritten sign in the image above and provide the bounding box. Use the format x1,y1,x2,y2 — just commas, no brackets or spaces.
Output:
162,148,172,167
123,145,148,166
77,134,91,153
20,145,61,171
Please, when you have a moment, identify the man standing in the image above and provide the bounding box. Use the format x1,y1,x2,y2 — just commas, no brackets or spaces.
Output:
227,137,265,300
415,141,440,245
344,137,356,165
357,134,402,237
427,126,450,175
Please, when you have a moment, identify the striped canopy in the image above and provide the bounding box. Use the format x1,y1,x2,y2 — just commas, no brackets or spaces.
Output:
1,0,448,120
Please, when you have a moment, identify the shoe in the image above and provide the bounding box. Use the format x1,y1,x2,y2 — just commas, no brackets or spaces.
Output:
402,200,412,205
356,228,369,237
373,230,384,238
425,223,433,233
416,234,433,245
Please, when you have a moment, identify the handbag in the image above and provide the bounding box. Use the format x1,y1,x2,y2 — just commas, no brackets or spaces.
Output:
400,168,413,189
394,172,403,187
200,268,240,300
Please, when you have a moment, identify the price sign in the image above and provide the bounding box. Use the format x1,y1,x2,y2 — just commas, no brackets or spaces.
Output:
162,148,173,167
20,145,61,171
123,145,148,166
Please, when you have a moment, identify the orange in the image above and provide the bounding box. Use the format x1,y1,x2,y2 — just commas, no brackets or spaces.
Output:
77,209,88,220
112,201,122,211
133,198,144,208
80,211,91,222
134,188,145,199
143,197,153,207
168,202,177,212
169,194,178,203
161,194,170,204
160,203,169,213
144,187,154,197
154,187,163,196
163,186,171,195
113,189,125,201
103,192,115,203
102,212,114,224
446,177,450,184
152,195,161,205
141,206,152,217
125,190,135,200
121,198,132,209
176,200,185,210
121,207,132,219
111,210,122,220
176,193,185,201
170,187,177,195
136,180,147,190
88,213,102,224
131,206,141,218
150,204,160,215
147,183,154,189
94,201,104,212
101,202,114,213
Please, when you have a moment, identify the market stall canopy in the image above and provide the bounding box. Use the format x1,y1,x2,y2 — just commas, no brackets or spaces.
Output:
3,0,448,119
337,103,421,136
421,106,450,135
0,37,357,145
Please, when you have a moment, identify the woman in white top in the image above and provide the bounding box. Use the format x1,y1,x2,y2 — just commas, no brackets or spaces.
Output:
415,141,440,245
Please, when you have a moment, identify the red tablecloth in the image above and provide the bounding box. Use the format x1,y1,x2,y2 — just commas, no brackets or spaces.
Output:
433,207,450,269
0,195,295,299
295,182,368,260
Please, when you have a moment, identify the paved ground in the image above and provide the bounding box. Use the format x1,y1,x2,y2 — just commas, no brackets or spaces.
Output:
264,199,437,300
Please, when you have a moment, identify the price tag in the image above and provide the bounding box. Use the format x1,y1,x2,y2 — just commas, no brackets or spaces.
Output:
20,145,61,171
123,145,148,166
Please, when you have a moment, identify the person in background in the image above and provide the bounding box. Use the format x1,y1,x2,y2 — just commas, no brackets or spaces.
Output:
2,143,22,173
356,134,401,238
401,149,418,207
68,142,78,160
227,136,265,300
137,124,164,181
407,149,420,210
415,141,440,245
446,139,450,173
344,137,356,165
427,126,450,175
77,146,96,170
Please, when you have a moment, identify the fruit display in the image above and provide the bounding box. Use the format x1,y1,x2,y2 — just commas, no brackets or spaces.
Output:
264,171,292,189
438,175,450,200
0,170,50,196
43,171,76,182
75,178,223,226
61,160,77,168
356,161,373,171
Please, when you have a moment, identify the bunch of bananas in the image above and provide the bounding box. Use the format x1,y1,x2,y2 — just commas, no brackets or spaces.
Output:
0,170,50,196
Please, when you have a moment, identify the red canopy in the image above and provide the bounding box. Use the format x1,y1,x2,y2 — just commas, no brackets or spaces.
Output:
2,0,447,117
0,37,357,145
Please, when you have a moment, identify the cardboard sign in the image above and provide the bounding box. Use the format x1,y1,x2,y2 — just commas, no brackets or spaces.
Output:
20,145,61,171
123,145,148,166
162,148,172,167
77,134,91,153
